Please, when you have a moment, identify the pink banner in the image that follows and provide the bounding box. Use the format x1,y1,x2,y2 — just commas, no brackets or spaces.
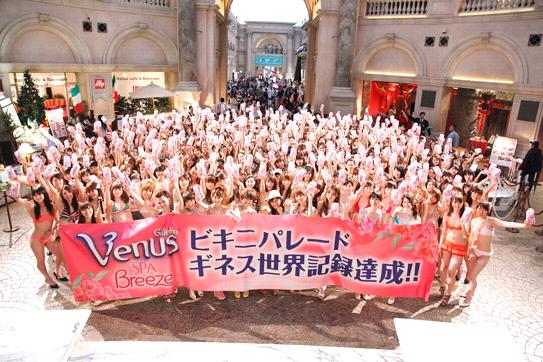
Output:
60,214,438,302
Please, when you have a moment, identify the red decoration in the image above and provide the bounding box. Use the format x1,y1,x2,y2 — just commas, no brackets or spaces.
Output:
368,81,416,126
476,94,494,134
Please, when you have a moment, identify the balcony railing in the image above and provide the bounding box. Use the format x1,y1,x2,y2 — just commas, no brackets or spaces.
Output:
105,0,172,10
459,0,535,14
365,1,428,17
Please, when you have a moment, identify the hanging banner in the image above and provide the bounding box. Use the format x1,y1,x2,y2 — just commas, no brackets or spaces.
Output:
88,75,111,104
255,55,283,67
60,214,438,302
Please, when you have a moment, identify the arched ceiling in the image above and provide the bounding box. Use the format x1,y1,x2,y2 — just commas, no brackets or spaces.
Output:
222,0,316,20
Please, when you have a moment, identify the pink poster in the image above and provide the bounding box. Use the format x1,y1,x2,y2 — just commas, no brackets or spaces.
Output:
60,214,438,302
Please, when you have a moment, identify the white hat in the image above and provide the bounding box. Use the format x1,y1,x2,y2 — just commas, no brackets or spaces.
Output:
272,168,283,175
267,189,281,201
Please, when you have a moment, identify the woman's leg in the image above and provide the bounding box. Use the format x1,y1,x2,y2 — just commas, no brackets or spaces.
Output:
465,256,490,301
30,239,55,285
46,238,66,278
445,255,463,296
439,251,452,288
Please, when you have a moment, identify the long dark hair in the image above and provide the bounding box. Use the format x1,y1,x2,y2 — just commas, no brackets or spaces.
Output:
61,185,79,213
78,202,97,223
31,187,55,220
447,195,465,217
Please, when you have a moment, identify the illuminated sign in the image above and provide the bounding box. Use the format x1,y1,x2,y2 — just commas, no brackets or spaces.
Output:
255,55,283,66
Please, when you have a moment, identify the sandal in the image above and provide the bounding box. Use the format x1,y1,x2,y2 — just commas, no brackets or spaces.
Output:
460,297,471,307
213,291,226,301
189,290,198,300
316,288,325,300
440,294,451,306
436,286,445,299
242,291,250,298
234,292,241,299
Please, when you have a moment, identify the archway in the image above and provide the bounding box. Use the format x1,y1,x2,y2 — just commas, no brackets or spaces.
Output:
441,34,527,84
215,0,316,104
0,13,91,64
103,24,177,66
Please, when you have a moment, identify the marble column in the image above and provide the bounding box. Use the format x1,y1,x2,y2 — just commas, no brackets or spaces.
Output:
246,31,253,76
175,0,201,107
328,0,359,115
286,30,293,79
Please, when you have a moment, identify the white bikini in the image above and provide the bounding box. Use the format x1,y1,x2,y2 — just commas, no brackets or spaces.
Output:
472,220,494,257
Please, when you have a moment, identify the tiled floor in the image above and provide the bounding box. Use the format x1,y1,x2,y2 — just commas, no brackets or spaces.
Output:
1,192,543,361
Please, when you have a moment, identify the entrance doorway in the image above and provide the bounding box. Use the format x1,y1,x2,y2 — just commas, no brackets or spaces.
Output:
446,88,513,148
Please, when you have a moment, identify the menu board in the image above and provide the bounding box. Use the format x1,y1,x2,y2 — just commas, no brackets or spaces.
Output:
490,136,518,167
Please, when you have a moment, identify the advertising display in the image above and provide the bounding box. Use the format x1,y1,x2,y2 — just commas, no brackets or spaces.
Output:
112,72,165,97
61,213,438,303
490,136,518,168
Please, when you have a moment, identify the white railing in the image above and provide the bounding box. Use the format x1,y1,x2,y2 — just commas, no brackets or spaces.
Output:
106,0,172,10
365,0,428,17
459,0,535,13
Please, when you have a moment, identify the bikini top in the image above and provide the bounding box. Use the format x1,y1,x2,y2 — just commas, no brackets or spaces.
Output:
476,220,495,237
33,212,55,225
60,205,78,223
446,219,463,231
112,202,130,214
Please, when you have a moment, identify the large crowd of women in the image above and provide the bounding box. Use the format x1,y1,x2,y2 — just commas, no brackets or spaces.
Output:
6,97,534,307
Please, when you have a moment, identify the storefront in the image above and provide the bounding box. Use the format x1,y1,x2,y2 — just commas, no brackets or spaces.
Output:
365,81,417,125
8,72,77,119
447,88,514,150
112,72,166,98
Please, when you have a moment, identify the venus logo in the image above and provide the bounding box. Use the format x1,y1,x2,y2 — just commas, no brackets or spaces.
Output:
77,232,180,267
94,78,105,89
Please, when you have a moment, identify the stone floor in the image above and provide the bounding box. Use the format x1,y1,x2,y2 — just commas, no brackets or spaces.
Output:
1,193,543,361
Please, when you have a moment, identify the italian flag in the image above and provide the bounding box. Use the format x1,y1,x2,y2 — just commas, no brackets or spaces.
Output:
71,84,83,114
112,75,119,103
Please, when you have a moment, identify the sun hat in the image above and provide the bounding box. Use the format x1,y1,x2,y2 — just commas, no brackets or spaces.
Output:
267,189,281,201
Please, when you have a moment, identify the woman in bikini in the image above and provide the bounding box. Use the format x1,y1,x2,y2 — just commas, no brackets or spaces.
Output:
78,202,99,224
15,187,67,287
82,181,104,223
386,194,421,305
138,179,159,218
231,189,259,299
194,186,232,300
438,195,467,306
104,181,142,223
461,201,530,306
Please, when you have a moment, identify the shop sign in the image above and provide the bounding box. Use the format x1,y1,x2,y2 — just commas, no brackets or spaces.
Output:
89,75,110,103
94,78,106,90
255,55,283,66
113,72,165,97
490,136,518,167
15,73,66,87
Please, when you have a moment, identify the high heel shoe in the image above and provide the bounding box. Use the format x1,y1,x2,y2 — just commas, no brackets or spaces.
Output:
48,282,59,289
53,272,69,282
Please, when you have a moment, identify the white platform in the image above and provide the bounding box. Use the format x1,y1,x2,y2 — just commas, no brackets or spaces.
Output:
68,341,403,362
0,310,91,362
394,318,523,362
